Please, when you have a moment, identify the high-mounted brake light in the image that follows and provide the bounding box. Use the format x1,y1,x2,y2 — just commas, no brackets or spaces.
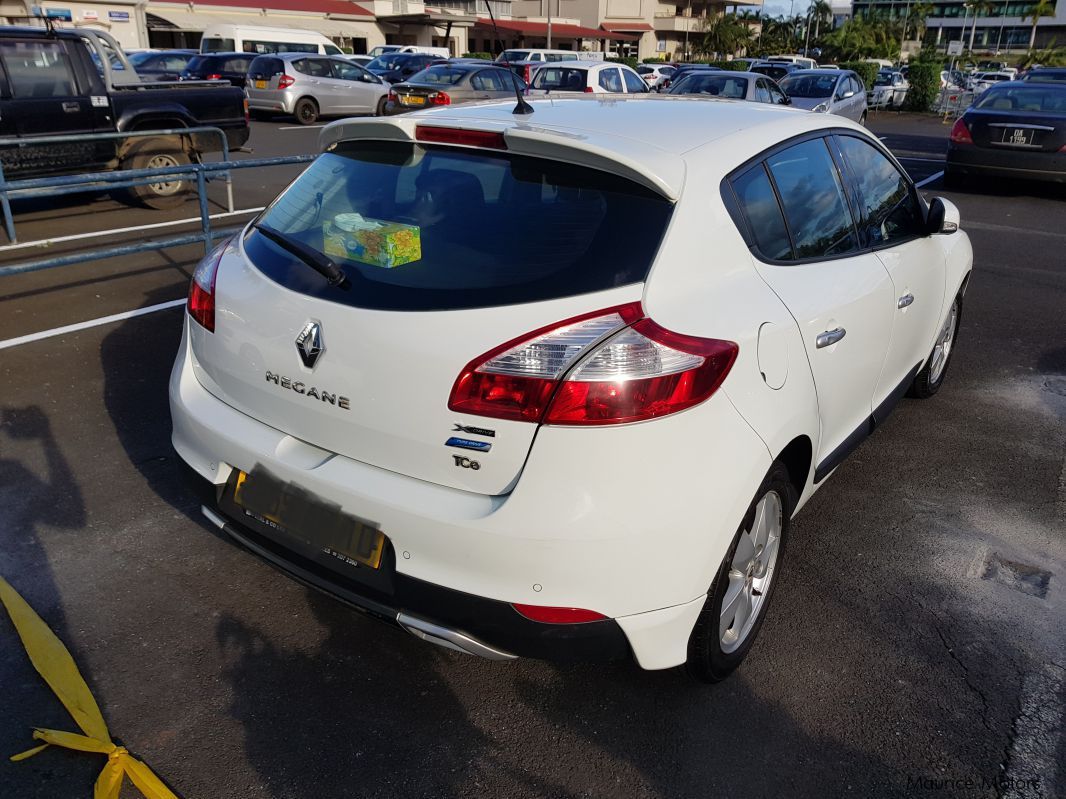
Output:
448,304,738,426
206,73,223,81
415,126,506,149
512,604,607,624
186,239,230,332
950,117,973,145
278,74,295,89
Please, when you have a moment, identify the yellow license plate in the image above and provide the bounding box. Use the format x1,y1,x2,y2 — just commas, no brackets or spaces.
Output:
403,95,425,106
255,80,267,89
235,469,386,569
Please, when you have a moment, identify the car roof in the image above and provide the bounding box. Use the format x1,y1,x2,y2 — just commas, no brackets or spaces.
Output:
786,69,849,77
537,60,626,70
320,95,857,200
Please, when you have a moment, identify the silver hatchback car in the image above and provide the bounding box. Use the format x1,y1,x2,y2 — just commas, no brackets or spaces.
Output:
247,53,390,124
779,69,868,124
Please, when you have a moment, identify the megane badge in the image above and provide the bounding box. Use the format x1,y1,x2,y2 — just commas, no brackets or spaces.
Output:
295,321,324,369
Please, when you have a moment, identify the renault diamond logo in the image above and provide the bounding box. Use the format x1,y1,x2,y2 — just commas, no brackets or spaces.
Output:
295,321,324,369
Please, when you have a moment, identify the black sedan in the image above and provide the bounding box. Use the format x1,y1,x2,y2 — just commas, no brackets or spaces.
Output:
365,53,446,84
128,50,196,82
946,82,1066,185
179,53,254,88
658,64,720,92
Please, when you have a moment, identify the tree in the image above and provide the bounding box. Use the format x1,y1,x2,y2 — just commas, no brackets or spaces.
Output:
1023,0,1056,51
810,0,833,40
699,13,752,58
906,2,935,44
965,0,994,51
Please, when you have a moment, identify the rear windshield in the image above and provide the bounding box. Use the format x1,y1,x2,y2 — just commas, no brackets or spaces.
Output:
184,56,213,72
406,65,470,84
248,56,284,78
201,38,234,53
244,140,673,311
974,84,1066,112
498,51,531,63
780,74,836,97
366,52,408,70
672,74,748,97
532,67,587,91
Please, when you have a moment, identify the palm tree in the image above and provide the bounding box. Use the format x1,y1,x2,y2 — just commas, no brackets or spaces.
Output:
810,0,833,39
700,13,750,58
1023,0,1055,51
906,2,934,45
965,0,994,51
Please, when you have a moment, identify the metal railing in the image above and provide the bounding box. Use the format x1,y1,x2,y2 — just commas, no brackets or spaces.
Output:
0,126,316,277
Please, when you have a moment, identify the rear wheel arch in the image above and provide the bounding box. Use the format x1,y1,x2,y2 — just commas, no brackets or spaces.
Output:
775,435,812,504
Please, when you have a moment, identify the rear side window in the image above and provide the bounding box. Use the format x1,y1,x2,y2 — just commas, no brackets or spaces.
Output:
622,69,646,93
731,165,792,260
471,69,505,91
835,136,924,247
599,68,623,92
245,140,674,311
0,40,77,98
765,139,858,259
532,67,586,91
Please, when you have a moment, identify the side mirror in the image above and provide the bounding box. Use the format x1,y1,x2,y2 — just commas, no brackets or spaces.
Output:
840,89,856,99
926,196,960,235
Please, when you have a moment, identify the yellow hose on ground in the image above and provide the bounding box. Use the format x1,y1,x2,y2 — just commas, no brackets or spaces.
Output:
0,577,178,799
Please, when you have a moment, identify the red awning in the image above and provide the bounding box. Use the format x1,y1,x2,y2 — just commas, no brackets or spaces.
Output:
474,18,638,40
188,0,373,17
601,22,653,32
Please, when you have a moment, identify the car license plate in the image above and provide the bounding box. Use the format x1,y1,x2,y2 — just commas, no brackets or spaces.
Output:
234,468,387,569
402,95,425,106
255,79,267,89
1000,128,1034,146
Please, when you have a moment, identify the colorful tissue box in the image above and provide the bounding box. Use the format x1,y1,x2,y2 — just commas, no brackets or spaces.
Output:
323,217,421,269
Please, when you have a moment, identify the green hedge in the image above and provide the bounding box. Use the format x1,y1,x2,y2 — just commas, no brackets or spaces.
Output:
608,56,640,69
902,61,940,112
704,60,749,71
840,61,880,90
642,57,668,63
461,52,492,59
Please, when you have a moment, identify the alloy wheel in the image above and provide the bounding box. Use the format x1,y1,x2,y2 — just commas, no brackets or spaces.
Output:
720,491,783,654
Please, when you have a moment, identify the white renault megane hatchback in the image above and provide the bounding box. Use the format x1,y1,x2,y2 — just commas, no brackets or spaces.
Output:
171,95,972,681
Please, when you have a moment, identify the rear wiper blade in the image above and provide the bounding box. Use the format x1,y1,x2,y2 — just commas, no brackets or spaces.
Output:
253,222,349,288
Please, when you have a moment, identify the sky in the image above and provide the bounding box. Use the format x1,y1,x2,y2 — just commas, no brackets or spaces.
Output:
758,0,815,20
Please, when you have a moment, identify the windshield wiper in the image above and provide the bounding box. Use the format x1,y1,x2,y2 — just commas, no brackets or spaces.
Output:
253,222,349,289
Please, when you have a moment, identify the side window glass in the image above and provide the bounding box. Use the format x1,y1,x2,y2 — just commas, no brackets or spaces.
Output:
331,60,361,80
622,69,646,93
754,80,772,103
769,82,788,104
732,164,793,260
766,139,859,259
835,136,925,247
599,68,622,92
0,40,77,98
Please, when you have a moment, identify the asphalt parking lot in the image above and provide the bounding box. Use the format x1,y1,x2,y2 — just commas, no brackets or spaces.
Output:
1,112,1064,798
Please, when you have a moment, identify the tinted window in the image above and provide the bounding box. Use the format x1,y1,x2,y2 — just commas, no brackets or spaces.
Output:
780,74,836,98
732,164,793,260
0,40,77,98
293,58,331,77
201,37,234,53
409,65,469,85
244,40,318,54
331,60,370,81
767,81,788,105
672,74,748,98
974,84,1066,111
766,139,858,259
222,56,251,73
249,56,284,78
836,136,923,247
471,69,505,91
622,68,647,93
246,140,673,311
532,67,586,91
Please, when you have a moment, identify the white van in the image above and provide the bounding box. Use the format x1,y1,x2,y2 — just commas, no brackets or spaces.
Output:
496,48,604,64
767,54,818,70
201,25,343,56
367,45,451,58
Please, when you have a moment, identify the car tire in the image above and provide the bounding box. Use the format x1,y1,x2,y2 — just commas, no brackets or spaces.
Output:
376,96,388,116
686,462,795,683
294,98,320,125
908,296,961,399
122,137,191,210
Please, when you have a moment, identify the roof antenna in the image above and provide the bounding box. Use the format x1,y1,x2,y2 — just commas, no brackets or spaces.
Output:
485,0,533,115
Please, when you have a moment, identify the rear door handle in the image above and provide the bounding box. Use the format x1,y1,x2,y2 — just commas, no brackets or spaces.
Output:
816,327,846,348
62,101,80,113
898,293,915,309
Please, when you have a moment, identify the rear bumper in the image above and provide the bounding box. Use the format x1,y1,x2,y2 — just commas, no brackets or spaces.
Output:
169,321,768,668
947,143,1066,183
247,92,296,114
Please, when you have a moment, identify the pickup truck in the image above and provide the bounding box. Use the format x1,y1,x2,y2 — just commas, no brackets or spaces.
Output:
0,25,250,209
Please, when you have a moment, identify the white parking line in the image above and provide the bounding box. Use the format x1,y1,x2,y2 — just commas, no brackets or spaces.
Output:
278,125,325,130
915,171,945,188
0,299,185,351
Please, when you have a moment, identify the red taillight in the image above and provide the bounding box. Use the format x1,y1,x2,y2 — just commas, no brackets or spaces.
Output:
415,126,505,149
950,117,973,145
206,73,223,81
186,239,229,332
522,65,532,84
512,604,607,624
387,89,398,102
583,86,594,93
448,304,738,426
430,91,451,106
278,74,295,89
